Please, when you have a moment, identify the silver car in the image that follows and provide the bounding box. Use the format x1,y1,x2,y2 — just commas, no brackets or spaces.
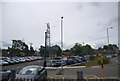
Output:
16,65,47,80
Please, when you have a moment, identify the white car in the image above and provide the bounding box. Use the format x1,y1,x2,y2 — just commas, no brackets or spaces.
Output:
0,60,9,66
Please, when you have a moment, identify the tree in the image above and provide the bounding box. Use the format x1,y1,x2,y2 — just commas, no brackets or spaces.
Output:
39,45,62,57
63,49,70,52
102,44,119,51
103,45,108,50
9,40,29,56
70,43,82,56
98,47,103,50
29,46,35,55
2,49,8,55
52,45,62,56
39,45,45,56
69,43,94,56
83,44,94,55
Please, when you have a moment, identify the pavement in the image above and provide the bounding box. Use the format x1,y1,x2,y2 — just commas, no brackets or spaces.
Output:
46,66,86,69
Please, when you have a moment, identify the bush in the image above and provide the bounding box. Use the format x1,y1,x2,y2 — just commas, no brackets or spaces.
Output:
97,56,109,64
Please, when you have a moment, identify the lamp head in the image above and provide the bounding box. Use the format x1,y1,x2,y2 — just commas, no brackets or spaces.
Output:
61,17,63,19
110,27,113,29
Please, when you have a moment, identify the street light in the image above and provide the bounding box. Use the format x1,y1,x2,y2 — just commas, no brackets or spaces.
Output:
107,27,113,45
61,16,63,69
61,17,63,51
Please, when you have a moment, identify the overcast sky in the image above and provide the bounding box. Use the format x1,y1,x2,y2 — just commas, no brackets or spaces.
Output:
1,2,118,50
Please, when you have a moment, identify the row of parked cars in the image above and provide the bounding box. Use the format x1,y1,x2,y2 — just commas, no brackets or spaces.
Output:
0,56,43,66
47,56,86,67
104,54,118,59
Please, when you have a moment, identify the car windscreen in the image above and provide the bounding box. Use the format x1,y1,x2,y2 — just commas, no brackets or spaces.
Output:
18,67,38,75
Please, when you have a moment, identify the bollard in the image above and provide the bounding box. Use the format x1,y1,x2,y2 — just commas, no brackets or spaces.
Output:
9,70,16,80
77,71,83,79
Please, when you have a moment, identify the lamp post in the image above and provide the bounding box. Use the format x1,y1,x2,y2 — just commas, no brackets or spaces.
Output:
107,27,113,45
61,16,63,68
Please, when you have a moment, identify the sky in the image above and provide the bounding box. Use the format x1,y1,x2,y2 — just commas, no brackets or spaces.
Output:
0,1,119,50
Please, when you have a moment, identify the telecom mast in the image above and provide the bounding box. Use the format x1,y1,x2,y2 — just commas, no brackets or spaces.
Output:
46,23,50,47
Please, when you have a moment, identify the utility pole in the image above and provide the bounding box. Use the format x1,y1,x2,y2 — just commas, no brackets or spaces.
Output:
44,32,47,67
44,23,51,67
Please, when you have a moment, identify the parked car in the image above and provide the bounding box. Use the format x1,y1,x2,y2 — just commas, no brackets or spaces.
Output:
3,59,14,65
0,69,11,81
11,59,19,64
18,57,26,63
104,55,113,59
47,60,56,67
66,59,77,65
52,60,62,67
52,60,66,67
113,54,118,57
0,60,9,66
54,57,62,61
16,65,47,79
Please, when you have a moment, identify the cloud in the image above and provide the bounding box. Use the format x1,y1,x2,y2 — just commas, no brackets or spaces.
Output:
107,17,118,26
2,42,11,48
93,42,106,49
97,16,118,29
76,3,83,11
90,2,102,8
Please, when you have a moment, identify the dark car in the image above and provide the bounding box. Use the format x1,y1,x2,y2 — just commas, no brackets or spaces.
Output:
66,59,77,65
52,60,66,67
47,60,56,67
52,61,62,67
16,65,47,80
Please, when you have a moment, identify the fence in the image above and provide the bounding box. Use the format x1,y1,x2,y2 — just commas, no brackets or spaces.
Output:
1,79,120,81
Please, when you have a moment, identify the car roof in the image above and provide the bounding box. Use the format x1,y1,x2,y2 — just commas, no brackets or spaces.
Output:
24,65,43,68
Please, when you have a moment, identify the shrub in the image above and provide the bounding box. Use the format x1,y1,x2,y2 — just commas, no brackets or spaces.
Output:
97,56,109,64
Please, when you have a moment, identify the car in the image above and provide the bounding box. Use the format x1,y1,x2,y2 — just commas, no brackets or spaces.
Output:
113,54,118,57
11,59,19,64
16,65,47,80
54,57,62,61
52,60,66,67
52,61,62,67
47,60,56,67
61,60,67,66
0,69,11,81
104,55,113,59
66,59,76,65
3,59,14,65
0,60,9,66
18,57,26,63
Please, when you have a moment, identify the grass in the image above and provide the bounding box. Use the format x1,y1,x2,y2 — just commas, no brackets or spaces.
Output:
73,56,110,67
86,60,100,66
